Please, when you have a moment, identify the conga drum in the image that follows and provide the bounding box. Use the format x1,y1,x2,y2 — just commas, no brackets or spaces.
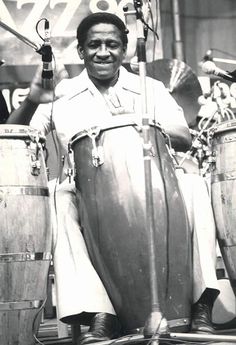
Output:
70,117,192,333
0,125,52,345
211,120,236,292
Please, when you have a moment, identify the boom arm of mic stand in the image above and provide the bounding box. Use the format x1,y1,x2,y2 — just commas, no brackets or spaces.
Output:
0,20,42,53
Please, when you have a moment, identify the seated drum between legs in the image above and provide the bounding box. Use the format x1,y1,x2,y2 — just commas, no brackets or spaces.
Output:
70,119,192,334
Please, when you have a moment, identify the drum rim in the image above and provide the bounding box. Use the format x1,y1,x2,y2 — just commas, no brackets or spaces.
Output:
214,119,236,134
0,124,45,141
69,115,163,148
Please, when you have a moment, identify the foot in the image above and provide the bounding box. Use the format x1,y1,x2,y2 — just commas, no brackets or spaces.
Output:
191,302,215,334
79,313,121,345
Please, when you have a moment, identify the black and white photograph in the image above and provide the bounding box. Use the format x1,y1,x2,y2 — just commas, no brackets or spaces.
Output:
1,1,236,344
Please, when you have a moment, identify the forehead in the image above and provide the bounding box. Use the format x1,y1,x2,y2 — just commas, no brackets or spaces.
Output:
85,23,122,41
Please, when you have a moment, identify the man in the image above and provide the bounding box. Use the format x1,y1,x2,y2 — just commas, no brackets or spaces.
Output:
0,90,9,123
0,58,9,123
8,12,220,343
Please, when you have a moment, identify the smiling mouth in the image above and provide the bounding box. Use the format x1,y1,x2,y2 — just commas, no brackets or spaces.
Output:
94,62,112,64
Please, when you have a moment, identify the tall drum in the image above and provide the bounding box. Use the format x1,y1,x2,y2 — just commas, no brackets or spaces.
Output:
211,120,236,291
0,125,52,345
70,119,192,332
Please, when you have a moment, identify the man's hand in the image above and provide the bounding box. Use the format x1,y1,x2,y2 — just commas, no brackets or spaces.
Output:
7,59,69,125
28,59,69,104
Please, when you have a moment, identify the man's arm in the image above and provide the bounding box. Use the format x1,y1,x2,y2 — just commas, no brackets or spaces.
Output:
7,97,39,125
7,62,68,125
165,124,192,152
0,90,10,123
148,79,192,152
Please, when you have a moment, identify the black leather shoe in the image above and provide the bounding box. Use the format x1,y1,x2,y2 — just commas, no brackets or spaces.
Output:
191,302,215,334
79,313,121,345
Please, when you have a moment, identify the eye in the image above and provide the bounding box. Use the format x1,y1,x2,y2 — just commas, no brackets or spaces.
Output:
88,41,100,48
108,41,120,48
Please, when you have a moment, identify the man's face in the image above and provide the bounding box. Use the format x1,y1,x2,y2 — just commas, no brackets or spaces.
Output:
78,23,127,85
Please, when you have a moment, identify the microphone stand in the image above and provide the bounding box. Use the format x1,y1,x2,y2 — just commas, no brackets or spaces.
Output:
0,19,52,87
125,2,168,341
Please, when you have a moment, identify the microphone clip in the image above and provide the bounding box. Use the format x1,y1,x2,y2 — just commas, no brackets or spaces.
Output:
37,44,52,63
134,0,143,9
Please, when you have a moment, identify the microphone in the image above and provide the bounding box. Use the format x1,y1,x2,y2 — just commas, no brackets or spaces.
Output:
202,49,213,62
41,19,53,89
201,60,236,82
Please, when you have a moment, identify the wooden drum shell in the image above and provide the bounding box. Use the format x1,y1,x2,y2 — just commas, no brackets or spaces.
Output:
211,120,236,288
0,125,52,345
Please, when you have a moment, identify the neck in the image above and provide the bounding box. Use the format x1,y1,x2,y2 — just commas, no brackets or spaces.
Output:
89,72,119,93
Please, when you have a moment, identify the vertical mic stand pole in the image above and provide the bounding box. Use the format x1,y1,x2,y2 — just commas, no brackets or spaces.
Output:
132,1,169,339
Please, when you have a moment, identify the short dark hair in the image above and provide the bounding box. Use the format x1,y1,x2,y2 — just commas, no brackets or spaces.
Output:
76,12,129,48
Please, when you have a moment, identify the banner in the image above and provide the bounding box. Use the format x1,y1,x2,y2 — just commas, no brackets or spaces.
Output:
0,0,162,111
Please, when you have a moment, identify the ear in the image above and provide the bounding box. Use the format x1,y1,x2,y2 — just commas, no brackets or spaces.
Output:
77,46,84,60
122,46,127,59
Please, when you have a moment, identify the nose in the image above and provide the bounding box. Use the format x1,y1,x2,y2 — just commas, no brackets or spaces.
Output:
96,44,110,58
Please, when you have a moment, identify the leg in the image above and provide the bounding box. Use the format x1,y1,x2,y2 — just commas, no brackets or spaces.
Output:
176,171,220,333
48,179,116,323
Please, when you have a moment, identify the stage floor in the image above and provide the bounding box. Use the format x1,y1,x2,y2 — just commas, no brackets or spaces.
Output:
37,317,236,345
38,318,73,345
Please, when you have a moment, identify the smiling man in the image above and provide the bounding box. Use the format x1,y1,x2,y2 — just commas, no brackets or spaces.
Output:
7,12,219,344
77,21,127,89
